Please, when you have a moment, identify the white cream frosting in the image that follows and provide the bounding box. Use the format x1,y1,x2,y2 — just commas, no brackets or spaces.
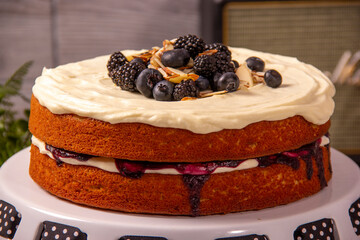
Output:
32,47,335,134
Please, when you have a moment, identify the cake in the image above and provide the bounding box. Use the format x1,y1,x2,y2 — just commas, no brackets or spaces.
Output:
28,34,335,216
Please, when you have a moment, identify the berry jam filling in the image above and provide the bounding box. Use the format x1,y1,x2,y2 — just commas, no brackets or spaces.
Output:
115,159,241,179
45,135,329,216
258,139,329,189
45,145,91,166
182,174,210,216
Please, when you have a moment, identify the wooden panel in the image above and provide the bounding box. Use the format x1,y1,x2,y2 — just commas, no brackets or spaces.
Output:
56,0,201,64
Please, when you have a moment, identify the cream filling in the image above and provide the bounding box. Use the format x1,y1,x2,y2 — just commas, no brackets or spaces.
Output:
32,47,335,134
31,135,330,175
31,136,258,175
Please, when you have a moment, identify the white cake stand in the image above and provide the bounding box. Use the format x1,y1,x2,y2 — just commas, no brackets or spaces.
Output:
0,147,359,240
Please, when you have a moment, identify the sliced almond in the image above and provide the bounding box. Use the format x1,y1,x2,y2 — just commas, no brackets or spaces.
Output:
197,49,217,56
199,90,228,98
236,63,254,87
181,97,197,101
162,39,174,51
165,73,198,83
165,67,186,76
154,58,166,69
157,68,168,77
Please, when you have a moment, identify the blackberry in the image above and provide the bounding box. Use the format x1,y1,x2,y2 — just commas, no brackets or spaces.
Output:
205,43,231,59
193,55,217,79
174,34,206,59
214,51,235,74
112,62,146,92
173,79,199,101
107,51,128,78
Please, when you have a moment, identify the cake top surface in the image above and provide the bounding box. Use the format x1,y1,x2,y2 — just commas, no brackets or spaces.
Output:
32,47,335,134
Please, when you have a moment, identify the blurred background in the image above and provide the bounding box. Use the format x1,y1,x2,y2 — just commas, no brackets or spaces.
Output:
0,0,359,163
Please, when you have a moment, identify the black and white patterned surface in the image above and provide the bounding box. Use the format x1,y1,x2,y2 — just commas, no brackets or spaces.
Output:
0,200,21,239
119,235,168,240
349,197,360,236
36,221,87,240
216,234,269,240
293,218,336,240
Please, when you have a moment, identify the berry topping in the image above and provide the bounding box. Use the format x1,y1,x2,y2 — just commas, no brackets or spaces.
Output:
173,79,199,101
135,68,163,98
205,43,231,58
214,51,235,73
246,56,265,72
153,80,174,101
161,49,190,68
195,76,210,91
130,57,147,67
264,69,282,88
174,34,205,58
215,72,240,92
193,55,217,79
107,51,128,78
113,62,146,92
107,35,283,101
232,60,240,69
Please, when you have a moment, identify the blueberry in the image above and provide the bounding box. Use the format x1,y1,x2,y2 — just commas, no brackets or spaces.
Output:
264,69,282,88
161,49,190,68
211,72,222,91
246,56,265,72
135,69,163,98
153,80,174,101
232,60,240,69
195,76,210,91
216,72,240,92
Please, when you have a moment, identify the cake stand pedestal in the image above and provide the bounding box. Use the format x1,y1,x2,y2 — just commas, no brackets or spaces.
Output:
0,148,359,240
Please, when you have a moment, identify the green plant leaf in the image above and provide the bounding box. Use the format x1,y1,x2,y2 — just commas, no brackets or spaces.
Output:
0,61,33,167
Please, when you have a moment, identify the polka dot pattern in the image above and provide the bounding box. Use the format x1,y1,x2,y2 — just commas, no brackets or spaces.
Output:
293,218,336,240
215,234,269,240
0,200,21,239
37,221,87,240
349,197,360,236
118,236,167,240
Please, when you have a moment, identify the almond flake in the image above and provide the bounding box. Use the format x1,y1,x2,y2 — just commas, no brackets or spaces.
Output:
165,73,198,83
154,58,166,69
236,63,254,87
157,68,168,77
199,90,228,98
197,49,218,56
181,97,197,101
162,40,174,51
165,67,186,76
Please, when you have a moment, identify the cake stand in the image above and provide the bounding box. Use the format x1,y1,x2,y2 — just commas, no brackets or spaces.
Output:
0,148,359,240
